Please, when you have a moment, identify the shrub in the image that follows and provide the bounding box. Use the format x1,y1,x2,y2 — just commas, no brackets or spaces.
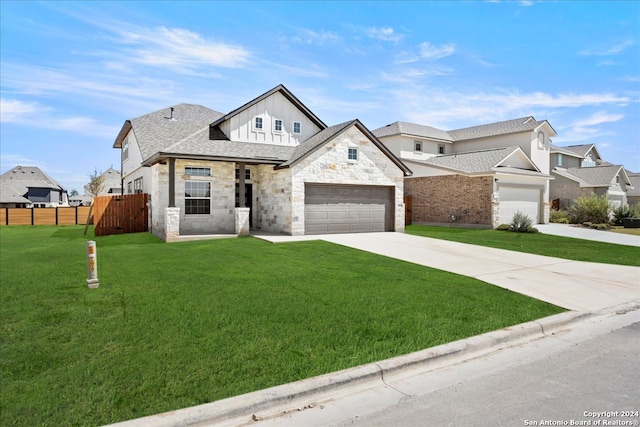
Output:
612,205,637,226
510,211,533,233
550,210,570,224
527,227,539,233
569,194,611,224
496,224,511,231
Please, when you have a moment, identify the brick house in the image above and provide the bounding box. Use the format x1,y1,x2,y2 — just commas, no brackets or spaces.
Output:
373,118,555,227
113,85,411,240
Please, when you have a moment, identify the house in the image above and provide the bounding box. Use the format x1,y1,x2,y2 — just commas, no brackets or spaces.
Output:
373,117,556,227
627,172,640,207
0,166,69,208
70,167,123,206
549,144,633,209
113,85,411,240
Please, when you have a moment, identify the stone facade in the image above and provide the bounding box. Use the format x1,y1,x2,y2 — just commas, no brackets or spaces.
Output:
405,175,493,226
290,126,405,235
253,165,293,234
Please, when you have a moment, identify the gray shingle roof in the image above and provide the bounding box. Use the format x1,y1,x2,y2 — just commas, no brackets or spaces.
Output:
550,144,583,158
146,126,296,164
448,116,545,141
116,103,224,162
0,166,66,204
372,121,453,141
407,146,543,175
560,144,598,159
627,172,640,197
373,116,555,143
552,165,625,187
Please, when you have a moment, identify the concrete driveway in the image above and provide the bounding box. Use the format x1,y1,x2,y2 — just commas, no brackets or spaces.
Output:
536,223,640,247
318,232,640,312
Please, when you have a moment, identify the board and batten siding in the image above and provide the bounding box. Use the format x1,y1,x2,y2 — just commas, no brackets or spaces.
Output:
219,91,322,145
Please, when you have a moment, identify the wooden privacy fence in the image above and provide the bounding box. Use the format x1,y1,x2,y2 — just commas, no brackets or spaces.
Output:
93,193,148,236
0,206,92,226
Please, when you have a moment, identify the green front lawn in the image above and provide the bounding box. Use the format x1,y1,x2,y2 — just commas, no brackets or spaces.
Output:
1,226,564,426
406,225,640,266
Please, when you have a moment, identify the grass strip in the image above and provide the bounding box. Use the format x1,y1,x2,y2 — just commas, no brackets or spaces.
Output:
406,225,640,266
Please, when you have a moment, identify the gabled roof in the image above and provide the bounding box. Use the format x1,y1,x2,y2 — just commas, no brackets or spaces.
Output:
0,166,66,204
549,144,584,158
113,103,224,162
210,84,327,130
275,119,412,175
372,121,453,142
405,146,548,177
552,165,630,187
448,116,556,141
561,144,601,160
373,116,556,143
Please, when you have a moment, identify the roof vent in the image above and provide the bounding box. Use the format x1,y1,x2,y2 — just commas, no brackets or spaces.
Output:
166,107,176,121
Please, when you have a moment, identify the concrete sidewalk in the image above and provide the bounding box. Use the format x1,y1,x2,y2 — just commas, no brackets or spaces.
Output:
318,232,639,312
536,223,640,247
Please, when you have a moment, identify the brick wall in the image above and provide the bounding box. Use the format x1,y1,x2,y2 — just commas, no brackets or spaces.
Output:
405,175,493,225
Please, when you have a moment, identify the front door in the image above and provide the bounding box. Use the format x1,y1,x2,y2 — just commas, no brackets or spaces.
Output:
235,183,252,227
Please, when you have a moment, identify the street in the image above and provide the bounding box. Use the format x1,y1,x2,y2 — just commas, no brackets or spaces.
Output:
253,312,639,427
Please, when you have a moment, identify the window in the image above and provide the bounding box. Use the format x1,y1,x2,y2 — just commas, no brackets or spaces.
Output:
255,117,263,130
414,141,422,152
438,144,445,155
235,168,251,180
582,155,596,168
185,181,211,214
538,131,545,149
185,167,211,176
348,148,358,161
127,181,132,194
293,121,301,134
557,154,563,166
274,119,283,132
123,137,129,160
133,177,143,194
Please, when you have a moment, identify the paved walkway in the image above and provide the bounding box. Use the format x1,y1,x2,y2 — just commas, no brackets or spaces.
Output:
257,232,640,312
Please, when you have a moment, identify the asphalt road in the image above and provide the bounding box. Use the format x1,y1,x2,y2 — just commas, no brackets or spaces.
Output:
254,313,640,427
335,322,640,427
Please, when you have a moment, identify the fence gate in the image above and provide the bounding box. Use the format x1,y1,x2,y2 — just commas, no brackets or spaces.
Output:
404,195,412,226
93,194,148,236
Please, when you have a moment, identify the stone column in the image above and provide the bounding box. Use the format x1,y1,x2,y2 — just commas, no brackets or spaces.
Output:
235,207,250,236
165,207,180,241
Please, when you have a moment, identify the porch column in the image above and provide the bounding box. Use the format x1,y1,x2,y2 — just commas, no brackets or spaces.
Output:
168,158,176,207
238,162,246,207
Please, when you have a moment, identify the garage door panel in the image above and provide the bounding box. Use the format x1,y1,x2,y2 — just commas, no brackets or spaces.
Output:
305,185,393,235
498,185,541,225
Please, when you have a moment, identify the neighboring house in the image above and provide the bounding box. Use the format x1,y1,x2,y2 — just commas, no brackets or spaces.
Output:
113,85,411,240
0,165,69,208
627,172,640,207
549,144,633,209
69,167,123,206
373,117,556,227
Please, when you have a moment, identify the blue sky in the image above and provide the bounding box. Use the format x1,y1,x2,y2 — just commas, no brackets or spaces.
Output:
1,1,639,192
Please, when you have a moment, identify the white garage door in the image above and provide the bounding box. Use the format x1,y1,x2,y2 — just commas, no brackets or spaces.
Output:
305,184,394,234
498,185,541,225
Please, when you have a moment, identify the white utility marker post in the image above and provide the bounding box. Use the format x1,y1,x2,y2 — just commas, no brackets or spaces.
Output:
86,241,99,288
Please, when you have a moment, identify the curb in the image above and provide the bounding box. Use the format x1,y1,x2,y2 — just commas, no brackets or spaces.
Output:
105,309,601,427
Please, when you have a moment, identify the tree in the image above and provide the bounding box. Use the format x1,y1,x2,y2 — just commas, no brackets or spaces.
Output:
87,169,105,196
69,189,79,197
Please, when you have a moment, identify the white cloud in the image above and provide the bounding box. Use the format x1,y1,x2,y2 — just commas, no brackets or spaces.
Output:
578,40,635,56
0,99,49,122
366,27,404,43
570,111,624,127
289,29,339,45
419,42,455,60
118,26,250,70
